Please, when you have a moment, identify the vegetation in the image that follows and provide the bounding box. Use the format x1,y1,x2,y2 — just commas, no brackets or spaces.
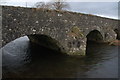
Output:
34,0,70,11
34,2,53,9
52,0,70,10
68,26,84,39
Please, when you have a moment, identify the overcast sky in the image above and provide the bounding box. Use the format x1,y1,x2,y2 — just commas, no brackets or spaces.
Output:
0,0,119,19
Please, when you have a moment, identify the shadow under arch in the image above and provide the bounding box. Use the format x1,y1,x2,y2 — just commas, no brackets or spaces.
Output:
86,30,104,55
27,34,66,58
86,30,104,43
114,29,119,40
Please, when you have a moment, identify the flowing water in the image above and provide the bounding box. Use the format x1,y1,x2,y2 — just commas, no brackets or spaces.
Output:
1,36,118,78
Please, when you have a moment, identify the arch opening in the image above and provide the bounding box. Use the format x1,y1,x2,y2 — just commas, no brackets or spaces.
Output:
114,29,120,40
86,30,104,55
2,34,66,60
86,30,103,43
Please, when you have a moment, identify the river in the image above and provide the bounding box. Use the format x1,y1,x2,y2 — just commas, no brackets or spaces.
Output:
2,36,118,78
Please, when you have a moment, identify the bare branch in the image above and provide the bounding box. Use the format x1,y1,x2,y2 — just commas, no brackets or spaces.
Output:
34,0,70,11
52,0,70,10
34,2,46,8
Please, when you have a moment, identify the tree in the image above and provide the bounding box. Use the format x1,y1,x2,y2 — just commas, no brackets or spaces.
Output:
34,2,53,9
34,2,46,8
52,0,69,10
34,0,70,11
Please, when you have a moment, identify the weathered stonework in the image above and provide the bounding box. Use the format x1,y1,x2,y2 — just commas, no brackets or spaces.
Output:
1,6,119,55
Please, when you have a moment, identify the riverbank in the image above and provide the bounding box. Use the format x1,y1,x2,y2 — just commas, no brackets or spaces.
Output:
109,40,120,46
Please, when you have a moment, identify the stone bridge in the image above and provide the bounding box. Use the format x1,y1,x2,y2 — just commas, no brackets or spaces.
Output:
1,6,119,55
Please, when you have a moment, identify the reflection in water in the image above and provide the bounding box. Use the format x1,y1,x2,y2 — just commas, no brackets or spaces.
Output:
2,36,118,78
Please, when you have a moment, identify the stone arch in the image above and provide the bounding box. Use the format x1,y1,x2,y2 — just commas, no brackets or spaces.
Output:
86,30,104,43
27,34,65,54
2,33,66,54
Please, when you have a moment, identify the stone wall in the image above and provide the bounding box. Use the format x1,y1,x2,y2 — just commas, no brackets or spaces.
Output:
2,6,119,55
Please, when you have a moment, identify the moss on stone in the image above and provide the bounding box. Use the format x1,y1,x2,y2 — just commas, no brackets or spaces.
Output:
69,26,84,38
